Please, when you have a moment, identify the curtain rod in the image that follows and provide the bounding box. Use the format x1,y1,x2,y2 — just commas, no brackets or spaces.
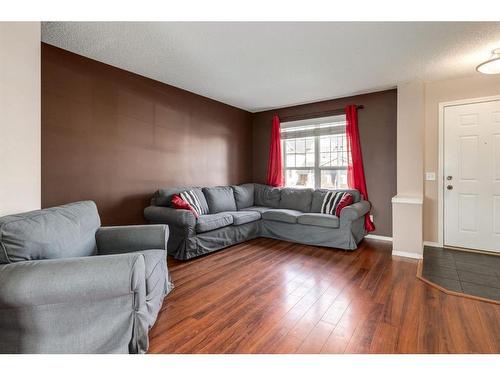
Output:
279,105,364,123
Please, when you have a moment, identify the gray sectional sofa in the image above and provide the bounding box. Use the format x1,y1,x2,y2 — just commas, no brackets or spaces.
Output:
144,183,371,260
0,201,172,353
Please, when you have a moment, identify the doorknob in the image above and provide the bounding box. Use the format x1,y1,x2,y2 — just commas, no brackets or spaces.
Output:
447,185,453,190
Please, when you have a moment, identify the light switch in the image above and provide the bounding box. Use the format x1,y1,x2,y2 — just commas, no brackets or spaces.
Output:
425,172,436,181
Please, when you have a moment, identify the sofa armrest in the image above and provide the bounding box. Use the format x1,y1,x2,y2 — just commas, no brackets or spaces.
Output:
144,206,196,228
340,200,371,222
96,224,168,255
0,253,145,309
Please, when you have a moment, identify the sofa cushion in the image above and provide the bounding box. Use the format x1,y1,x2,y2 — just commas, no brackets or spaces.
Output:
297,213,340,228
262,209,303,224
241,206,273,214
311,189,361,213
226,211,261,226
153,187,209,213
232,183,255,210
202,186,238,214
279,188,313,212
254,184,281,208
0,201,101,264
196,213,233,233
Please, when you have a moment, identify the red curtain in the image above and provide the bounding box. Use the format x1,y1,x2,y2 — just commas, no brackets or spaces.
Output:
266,115,284,187
345,105,375,232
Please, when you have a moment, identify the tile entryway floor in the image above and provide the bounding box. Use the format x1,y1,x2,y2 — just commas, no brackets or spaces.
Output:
422,246,500,302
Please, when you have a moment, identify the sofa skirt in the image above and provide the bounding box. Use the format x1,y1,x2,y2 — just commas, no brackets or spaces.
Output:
168,215,366,260
259,217,365,250
171,221,260,260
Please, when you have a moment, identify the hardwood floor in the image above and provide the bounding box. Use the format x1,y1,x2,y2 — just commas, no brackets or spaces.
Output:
148,238,500,354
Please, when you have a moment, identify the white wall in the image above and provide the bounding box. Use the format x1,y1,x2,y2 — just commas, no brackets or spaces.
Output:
392,82,425,259
0,22,41,216
393,73,500,254
423,73,500,243
396,81,425,197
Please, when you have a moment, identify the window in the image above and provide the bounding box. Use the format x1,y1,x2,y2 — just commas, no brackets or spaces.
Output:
281,115,348,189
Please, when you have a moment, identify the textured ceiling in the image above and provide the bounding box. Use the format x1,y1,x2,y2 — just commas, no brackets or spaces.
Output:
41,22,500,112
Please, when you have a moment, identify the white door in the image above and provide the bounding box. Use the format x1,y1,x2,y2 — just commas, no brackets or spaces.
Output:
444,99,500,253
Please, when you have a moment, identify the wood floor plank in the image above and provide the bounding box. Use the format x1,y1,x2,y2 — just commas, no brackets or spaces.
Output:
251,243,375,353
321,298,379,353
245,249,350,353
369,322,399,353
295,321,337,353
148,238,500,354
395,274,425,353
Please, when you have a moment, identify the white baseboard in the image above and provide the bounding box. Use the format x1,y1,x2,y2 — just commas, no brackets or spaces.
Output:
365,234,393,242
392,250,423,260
423,241,442,247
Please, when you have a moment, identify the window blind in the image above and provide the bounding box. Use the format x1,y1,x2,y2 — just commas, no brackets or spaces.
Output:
280,114,346,140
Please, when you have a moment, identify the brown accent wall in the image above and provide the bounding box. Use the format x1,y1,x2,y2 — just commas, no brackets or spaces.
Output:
252,90,397,237
42,43,253,225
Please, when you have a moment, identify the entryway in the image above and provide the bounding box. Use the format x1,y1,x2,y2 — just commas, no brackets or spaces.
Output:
421,245,500,302
443,97,500,253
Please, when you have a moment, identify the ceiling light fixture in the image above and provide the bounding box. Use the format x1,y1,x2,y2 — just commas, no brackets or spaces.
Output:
476,48,500,74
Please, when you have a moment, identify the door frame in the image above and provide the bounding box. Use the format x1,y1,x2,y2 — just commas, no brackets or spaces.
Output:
437,95,500,248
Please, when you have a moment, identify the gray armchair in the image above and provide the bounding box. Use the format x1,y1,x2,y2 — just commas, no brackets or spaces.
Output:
0,201,172,354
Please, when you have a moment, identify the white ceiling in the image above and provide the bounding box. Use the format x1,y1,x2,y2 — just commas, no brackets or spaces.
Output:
41,22,500,112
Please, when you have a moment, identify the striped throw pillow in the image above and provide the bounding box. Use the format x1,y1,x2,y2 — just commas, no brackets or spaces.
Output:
180,190,206,216
171,194,199,218
321,191,350,216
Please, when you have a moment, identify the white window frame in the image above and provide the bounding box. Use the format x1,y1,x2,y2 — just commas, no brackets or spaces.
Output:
281,115,348,189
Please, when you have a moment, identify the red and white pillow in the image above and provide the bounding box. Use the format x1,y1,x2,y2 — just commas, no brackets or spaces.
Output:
171,190,205,217
334,192,354,216
320,191,354,216
171,194,199,217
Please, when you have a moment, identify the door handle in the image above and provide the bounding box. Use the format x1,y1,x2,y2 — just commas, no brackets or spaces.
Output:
447,185,453,190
